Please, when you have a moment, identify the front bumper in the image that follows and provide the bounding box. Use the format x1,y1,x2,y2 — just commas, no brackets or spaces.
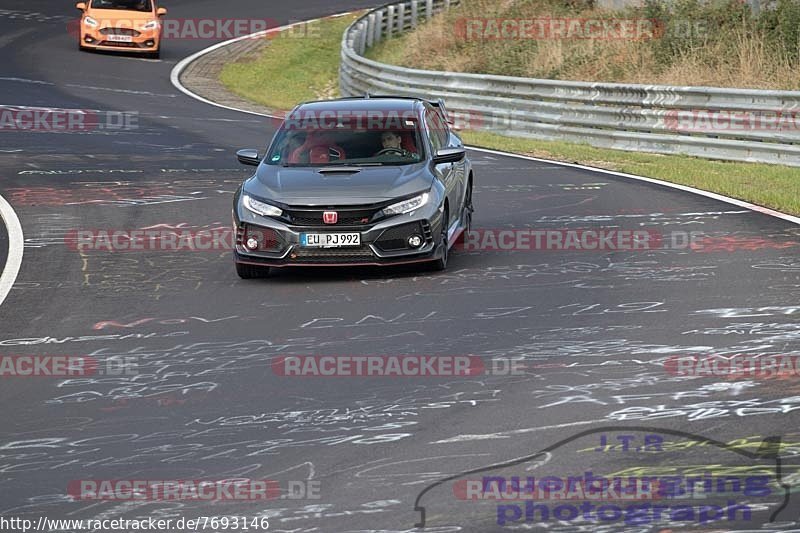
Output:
80,25,160,51
233,203,446,268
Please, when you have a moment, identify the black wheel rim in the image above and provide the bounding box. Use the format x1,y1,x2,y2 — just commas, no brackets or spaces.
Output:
441,215,448,266
464,184,473,233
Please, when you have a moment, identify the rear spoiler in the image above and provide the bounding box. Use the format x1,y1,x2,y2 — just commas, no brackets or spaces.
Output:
363,93,455,125
431,98,454,126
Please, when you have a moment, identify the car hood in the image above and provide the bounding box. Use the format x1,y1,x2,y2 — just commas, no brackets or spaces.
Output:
245,163,434,205
86,9,156,22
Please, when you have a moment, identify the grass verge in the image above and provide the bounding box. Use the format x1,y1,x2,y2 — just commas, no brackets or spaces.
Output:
217,10,800,217
219,13,363,110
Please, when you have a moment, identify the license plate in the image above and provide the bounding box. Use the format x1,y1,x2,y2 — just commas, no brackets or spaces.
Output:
108,35,133,42
300,233,361,247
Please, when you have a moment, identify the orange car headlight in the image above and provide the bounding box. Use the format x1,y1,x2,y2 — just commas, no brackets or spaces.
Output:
141,20,160,31
83,16,99,27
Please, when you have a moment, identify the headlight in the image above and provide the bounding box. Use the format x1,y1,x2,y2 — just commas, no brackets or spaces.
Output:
383,192,429,215
141,20,159,30
84,16,98,27
243,195,282,217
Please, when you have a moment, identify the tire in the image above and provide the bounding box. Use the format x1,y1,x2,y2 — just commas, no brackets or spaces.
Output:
146,48,160,59
236,261,271,279
461,180,473,237
430,208,449,271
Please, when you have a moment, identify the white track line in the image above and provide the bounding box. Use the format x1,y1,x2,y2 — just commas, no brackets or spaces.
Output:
170,13,800,227
0,193,23,308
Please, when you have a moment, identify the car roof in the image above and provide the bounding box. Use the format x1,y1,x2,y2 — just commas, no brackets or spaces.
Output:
293,96,425,114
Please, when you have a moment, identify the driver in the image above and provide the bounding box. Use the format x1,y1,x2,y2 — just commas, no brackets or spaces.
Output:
375,131,412,157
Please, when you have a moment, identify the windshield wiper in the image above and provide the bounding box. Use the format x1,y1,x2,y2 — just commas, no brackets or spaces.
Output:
324,162,384,167
282,162,386,168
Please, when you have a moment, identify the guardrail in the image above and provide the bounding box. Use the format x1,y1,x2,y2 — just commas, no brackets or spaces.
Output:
340,0,800,167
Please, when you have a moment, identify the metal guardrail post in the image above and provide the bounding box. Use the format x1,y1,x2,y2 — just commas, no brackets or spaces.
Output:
357,21,367,55
411,0,418,28
373,9,383,44
366,14,375,48
397,3,406,32
386,6,395,38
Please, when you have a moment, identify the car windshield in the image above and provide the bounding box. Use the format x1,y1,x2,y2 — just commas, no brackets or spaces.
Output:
266,112,424,167
91,0,152,11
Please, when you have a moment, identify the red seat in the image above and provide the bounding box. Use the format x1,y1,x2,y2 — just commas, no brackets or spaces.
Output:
400,132,418,154
309,145,330,163
289,134,346,164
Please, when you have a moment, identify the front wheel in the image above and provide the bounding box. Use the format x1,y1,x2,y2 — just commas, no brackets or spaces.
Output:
430,209,449,271
461,180,473,237
236,262,271,279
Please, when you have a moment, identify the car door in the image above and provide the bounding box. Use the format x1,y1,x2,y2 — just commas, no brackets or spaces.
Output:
425,107,458,234
445,122,467,218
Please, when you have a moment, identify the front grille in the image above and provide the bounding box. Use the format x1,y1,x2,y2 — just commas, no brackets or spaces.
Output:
290,246,375,263
100,28,141,36
99,40,137,47
284,206,384,227
375,222,425,252
421,220,433,241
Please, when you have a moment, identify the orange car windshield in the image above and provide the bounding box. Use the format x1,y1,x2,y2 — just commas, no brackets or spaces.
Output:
91,0,153,11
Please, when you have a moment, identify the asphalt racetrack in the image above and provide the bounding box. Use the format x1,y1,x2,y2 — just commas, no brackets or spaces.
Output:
1,1,799,531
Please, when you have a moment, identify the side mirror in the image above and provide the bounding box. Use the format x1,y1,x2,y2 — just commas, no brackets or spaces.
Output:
236,149,260,166
156,7,167,16
76,2,87,10
433,147,465,165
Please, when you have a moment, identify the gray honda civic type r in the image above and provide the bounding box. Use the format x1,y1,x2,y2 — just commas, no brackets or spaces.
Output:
232,96,474,279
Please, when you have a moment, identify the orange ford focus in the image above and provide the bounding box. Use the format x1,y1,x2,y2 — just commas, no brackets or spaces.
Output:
76,0,167,58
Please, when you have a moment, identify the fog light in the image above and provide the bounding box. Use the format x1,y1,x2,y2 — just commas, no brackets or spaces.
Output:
84,36,94,43
408,235,423,248
246,237,259,250
145,40,155,46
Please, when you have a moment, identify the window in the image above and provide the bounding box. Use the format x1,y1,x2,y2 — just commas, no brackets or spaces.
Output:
91,0,153,12
265,112,423,167
425,108,448,153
